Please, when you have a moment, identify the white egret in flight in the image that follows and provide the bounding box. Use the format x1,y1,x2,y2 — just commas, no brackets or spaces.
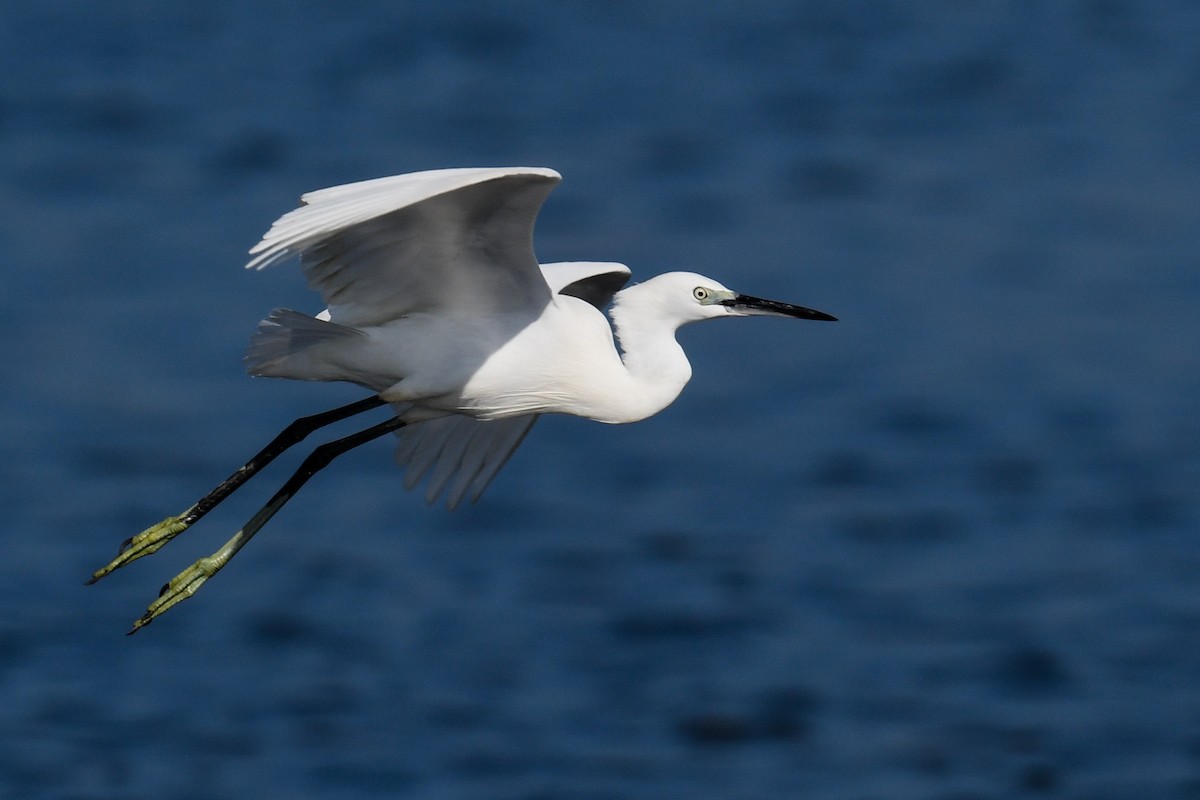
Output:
89,167,836,632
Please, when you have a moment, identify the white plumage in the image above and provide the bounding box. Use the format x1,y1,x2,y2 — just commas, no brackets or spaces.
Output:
242,167,835,507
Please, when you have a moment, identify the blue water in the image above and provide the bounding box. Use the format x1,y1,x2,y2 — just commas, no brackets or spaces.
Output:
3,2,1200,797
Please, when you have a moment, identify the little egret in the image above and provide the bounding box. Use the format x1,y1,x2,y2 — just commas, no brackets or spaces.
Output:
89,167,836,633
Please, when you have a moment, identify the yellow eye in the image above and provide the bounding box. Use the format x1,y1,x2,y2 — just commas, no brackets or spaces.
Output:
693,287,709,301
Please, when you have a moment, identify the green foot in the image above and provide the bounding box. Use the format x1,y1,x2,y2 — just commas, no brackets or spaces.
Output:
127,554,224,634
88,513,192,584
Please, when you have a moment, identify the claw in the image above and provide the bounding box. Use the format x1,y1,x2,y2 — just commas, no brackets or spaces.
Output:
126,553,225,634
88,513,192,584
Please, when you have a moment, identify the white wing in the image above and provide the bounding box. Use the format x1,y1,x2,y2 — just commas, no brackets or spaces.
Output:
246,167,562,327
390,260,632,509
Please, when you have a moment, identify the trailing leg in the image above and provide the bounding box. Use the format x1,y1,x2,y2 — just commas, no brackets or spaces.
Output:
88,395,387,584
128,415,408,633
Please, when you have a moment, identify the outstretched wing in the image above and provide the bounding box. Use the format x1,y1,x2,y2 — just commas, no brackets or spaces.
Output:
246,167,562,327
391,261,632,509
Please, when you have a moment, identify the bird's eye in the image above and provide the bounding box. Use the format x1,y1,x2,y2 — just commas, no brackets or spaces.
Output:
693,287,709,302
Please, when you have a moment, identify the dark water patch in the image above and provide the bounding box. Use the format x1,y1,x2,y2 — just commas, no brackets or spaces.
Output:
997,726,1049,757
424,698,490,731
293,549,390,592
874,398,976,441
656,191,743,234
13,147,139,200
754,686,819,742
895,722,1064,796
242,611,321,647
438,14,535,65
677,711,752,745
1044,402,1118,440
899,53,1016,107
0,752,62,798
756,88,838,136
447,742,534,778
781,156,880,202
610,610,745,641
716,2,906,65
632,130,724,177
1079,0,1157,55
837,507,965,544
809,450,886,489
275,679,363,721
974,455,1043,496
523,546,618,606
637,529,698,562
715,563,757,596
429,106,531,155
313,18,434,91
180,724,261,759
533,190,602,237
993,644,1072,696
0,627,35,668
1124,488,1186,529
1062,482,1190,533
978,244,1059,288
73,444,217,480
875,50,1035,138
208,129,292,176
70,87,160,138
5,85,166,142
308,761,416,793
677,686,817,746
1016,761,1061,793
31,694,103,728
17,698,175,792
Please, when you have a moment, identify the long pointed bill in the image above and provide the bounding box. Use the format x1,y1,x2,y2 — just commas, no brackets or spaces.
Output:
722,294,838,321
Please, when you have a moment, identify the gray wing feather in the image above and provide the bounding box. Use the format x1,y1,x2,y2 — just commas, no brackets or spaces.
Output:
393,412,538,510
247,167,562,327
539,261,631,309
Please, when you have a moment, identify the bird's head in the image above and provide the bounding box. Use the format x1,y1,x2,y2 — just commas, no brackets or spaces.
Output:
623,271,837,327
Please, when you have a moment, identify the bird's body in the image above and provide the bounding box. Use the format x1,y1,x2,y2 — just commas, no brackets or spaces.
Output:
90,166,835,631
251,266,697,423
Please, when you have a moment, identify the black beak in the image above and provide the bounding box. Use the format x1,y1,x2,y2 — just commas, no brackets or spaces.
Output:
721,294,838,321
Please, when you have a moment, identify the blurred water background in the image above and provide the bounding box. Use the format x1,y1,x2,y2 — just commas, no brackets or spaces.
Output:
2,2,1200,798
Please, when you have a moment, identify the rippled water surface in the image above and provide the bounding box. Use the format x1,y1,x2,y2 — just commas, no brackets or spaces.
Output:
3,3,1199,798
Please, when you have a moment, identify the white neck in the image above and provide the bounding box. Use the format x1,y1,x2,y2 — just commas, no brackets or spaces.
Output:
605,289,693,423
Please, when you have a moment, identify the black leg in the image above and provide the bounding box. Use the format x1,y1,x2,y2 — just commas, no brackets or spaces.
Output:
129,415,408,633
178,395,388,526
89,394,388,584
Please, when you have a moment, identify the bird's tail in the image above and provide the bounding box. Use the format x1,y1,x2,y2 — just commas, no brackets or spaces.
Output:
244,308,363,380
